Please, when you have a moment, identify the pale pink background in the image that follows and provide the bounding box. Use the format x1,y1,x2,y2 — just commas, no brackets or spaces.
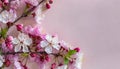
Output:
41,0,120,69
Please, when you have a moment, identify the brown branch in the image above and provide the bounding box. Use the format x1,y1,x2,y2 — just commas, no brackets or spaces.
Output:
1,51,60,57
2,51,46,55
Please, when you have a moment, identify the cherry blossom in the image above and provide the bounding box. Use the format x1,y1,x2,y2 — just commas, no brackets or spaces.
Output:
0,0,82,69
12,33,32,52
0,55,5,67
71,53,83,69
35,5,45,24
0,9,17,24
40,34,61,54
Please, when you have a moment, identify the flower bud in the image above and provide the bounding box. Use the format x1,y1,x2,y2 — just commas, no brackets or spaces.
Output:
6,36,13,42
6,42,13,50
4,59,11,67
74,47,80,52
23,65,28,69
51,63,56,69
46,3,51,9
49,0,53,4
30,53,37,57
16,24,23,31
45,55,50,61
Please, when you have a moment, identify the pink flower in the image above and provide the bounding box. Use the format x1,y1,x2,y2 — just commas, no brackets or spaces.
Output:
24,25,41,36
10,0,21,9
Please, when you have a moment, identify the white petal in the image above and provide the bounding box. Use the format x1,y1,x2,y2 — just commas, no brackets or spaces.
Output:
40,40,49,48
46,34,52,42
45,46,52,54
23,37,32,46
53,44,60,50
52,36,58,44
12,38,20,44
0,60,3,67
14,44,21,52
18,33,26,41
0,56,4,62
74,53,84,69
22,45,29,52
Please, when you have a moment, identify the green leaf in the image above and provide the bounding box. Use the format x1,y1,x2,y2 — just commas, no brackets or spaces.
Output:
0,28,8,38
64,57,69,64
65,50,77,58
68,50,77,56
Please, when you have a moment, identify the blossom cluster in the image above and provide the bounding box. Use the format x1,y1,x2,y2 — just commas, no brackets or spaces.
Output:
0,0,83,69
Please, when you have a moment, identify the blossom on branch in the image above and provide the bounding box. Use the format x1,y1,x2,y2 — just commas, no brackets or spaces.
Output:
12,33,32,52
40,34,61,54
0,9,17,24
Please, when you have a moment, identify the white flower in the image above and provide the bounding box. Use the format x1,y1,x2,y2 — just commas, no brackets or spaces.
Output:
56,65,68,69
74,53,83,69
12,33,32,52
0,55,5,67
40,34,60,54
0,9,17,24
35,6,45,24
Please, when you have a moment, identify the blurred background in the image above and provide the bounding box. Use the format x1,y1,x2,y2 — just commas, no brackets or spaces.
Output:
42,0,120,69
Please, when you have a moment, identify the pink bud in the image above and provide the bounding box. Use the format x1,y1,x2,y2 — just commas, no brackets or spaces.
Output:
74,47,80,52
46,3,51,9
30,53,37,57
6,36,13,42
6,42,13,50
40,56,44,62
23,65,28,69
45,55,50,62
4,59,11,67
51,63,56,69
16,24,23,31
49,0,53,4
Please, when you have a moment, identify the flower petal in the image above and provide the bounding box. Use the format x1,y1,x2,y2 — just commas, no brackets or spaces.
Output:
12,38,20,44
24,37,32,46
18,33,26,41
22,45,29,52
52,36,58,44
0,56,4,62
14,44,21,52
45,46,52,54
53,44,60,50
0,60,3,67
40,40,49,48
45,34,52,42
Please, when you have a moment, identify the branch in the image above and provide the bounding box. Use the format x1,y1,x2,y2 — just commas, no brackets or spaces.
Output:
1,51,61,57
